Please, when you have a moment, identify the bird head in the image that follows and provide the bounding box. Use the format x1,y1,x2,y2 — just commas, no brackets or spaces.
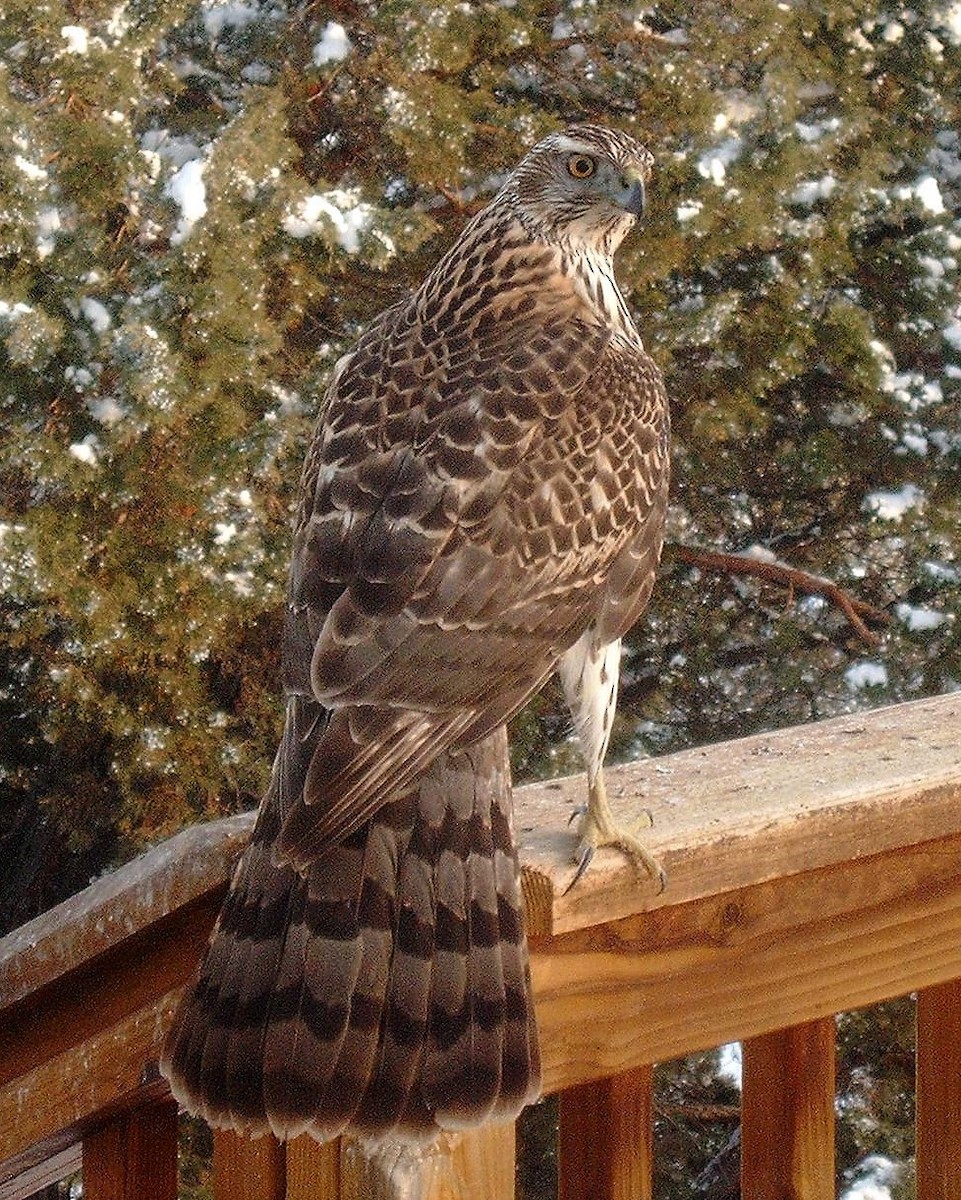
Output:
507,124,654,254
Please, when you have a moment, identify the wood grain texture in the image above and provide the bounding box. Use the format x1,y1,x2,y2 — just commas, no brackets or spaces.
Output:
83,1100,178,1200
285,1135,340,1199
0,889,221,1093
559,1066,652,1200
340,1124,515,1200
531,831,961,1094
213,1131,285,1200
916,977,961,1199
518,692,961,933
741,1020,835,1199
1,694,960,1187
0,991,180,1179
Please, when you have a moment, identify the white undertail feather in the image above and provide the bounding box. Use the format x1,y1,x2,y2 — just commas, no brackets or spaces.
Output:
557,627,621,784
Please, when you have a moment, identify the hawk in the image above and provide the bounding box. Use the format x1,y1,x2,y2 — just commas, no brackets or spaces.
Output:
162,124,671,1143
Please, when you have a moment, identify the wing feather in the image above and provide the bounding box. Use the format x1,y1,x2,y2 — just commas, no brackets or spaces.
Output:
278,296,668,864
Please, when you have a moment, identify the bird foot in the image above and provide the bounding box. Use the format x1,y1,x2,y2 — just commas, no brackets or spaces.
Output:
565,776,665,895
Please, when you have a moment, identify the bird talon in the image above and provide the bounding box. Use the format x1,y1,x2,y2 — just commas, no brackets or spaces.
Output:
563,845,595,895
567,773,666,894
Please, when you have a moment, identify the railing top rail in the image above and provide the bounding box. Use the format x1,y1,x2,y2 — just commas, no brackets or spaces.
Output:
2,692,960,1011
520,691,961,933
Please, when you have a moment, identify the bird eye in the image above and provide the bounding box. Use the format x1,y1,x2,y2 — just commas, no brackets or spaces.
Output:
566,154,597,180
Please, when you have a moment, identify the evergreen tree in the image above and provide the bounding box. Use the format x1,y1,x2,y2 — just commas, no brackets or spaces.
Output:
2,1,959,1194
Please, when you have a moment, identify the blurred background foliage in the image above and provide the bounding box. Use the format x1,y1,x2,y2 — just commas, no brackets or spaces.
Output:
2,0,959,1195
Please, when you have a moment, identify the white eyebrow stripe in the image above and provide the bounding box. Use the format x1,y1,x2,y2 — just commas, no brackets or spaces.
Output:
550,135,604,156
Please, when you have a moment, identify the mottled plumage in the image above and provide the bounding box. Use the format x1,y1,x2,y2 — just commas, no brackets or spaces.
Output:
162,125,671,1142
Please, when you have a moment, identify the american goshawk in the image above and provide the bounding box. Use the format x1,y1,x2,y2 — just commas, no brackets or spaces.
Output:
163,123,671,1143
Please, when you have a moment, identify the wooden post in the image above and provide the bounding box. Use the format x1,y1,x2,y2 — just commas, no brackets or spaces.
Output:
340,1124,515,1200
741,1018,835,1199
286,1135,340,1199
213,1130,285,1200
917,978,961,1198
82,1098,178,1200
558,1065,653,1200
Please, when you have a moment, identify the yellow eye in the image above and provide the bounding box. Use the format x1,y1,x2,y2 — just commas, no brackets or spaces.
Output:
566,154,597,180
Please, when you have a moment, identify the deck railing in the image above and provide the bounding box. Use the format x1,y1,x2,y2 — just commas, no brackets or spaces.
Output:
2,692,961,1199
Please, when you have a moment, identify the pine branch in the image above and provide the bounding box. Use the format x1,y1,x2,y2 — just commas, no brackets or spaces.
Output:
667,545,891,647
656,1101,741,1123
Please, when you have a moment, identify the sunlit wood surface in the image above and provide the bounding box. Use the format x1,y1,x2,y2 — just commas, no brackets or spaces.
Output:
1,693,960,1199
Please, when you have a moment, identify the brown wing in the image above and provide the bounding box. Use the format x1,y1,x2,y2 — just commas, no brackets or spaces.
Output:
277,292,669,866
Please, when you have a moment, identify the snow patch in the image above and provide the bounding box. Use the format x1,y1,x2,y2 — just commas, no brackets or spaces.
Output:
36,208,61,258
0,300,33,320
80,297,112,334
896,175,947,214
165,158,207,243
916,175,947,214
88,396,126,425
203,0,260,40
107,4,133,41
283,190,373,252
740,544,778,564
791,175,837,206
61,25,90,54
896,603,947,632
15,155,48,182
924,560,959,583
864,483,924,519
697,137,742,186
900,429,928,455
940,3,961,44
845,661,888,690
717,1042,742,1089
677,199,703,223
313,21,352,65
69,435,101,466
944,319,961,352
141,130,205,170
840,1154,901,1200
796,118,841,143
65,364,95,389
224,570,254,596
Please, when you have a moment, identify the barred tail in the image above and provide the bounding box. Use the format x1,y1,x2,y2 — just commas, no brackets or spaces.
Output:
161,717,540,1142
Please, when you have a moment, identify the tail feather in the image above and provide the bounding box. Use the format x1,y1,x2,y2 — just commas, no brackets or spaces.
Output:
161,717,541,1143
420,746,508,1126
260,837,366,1139
492,795,542,1110
352,784,442,1136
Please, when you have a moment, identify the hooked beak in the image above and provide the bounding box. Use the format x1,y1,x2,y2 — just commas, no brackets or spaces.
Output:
619,167,647,217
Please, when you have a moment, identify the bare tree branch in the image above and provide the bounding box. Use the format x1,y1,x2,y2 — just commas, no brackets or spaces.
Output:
667,545,891,647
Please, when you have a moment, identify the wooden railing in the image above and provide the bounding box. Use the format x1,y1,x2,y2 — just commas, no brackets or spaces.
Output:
2,692,961,1199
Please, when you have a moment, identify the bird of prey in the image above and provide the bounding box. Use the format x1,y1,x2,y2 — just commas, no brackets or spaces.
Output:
162,124,671,1144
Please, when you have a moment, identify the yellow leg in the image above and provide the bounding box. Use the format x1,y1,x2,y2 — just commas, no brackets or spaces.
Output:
568,770,665,894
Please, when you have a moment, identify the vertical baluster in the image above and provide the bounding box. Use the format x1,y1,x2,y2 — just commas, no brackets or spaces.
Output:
213,1129,285,1200
742,1018,835,1200
82,1099,178,1200
917,978,961,1199
286,1135,340,1199
558,1065,653,1200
